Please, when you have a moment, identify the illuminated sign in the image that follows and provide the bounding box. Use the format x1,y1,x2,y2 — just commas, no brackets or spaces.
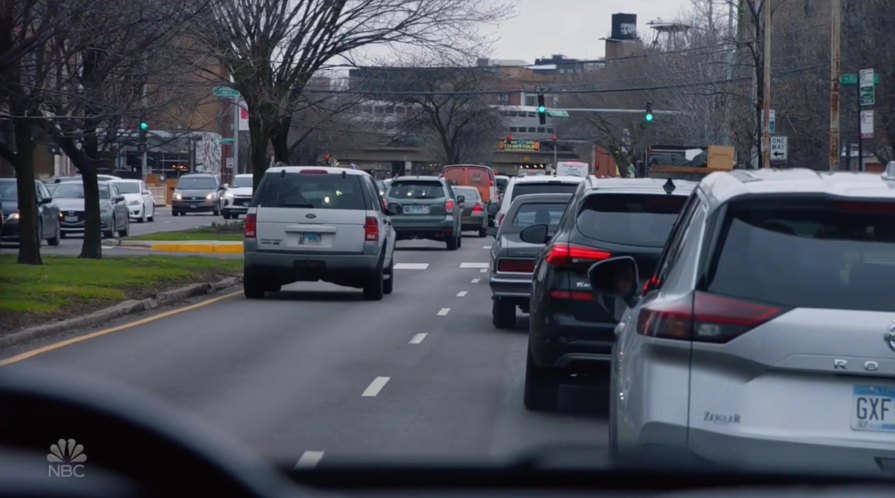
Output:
498,140,540,152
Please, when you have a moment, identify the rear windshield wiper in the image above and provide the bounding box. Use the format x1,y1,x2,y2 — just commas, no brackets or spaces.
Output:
274,203,315,208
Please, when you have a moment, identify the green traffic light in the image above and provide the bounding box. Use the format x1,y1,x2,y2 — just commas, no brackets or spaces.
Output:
139,122,149,132
538,106,546,113
645,113,654,122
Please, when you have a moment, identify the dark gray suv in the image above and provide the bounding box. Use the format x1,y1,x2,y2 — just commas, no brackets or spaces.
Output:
386,176,464,250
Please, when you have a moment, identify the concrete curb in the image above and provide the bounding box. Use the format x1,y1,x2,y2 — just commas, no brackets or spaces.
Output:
118,240,243,254
0,276,242,349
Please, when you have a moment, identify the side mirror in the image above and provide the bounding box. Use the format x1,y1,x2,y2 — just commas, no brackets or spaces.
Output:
456,195,465,203
587,256,640,307
486,227,498,238
221,183,229,189
387,204,402,216
519,224,549,244
115,195,125,202
38,196,52,205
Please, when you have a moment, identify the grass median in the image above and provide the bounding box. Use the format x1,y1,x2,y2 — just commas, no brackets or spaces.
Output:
0,255,242,333
129,231,244,241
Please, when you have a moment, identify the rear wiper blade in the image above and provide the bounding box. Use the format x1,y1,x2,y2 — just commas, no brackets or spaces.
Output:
276,203,314,208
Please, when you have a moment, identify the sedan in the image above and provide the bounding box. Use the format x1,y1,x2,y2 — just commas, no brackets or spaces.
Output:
452,186,488,237
0,179,61,246
54,181,129,238
111,180,155,223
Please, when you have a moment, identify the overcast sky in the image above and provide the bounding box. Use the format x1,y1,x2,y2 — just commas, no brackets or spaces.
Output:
483,0,693,62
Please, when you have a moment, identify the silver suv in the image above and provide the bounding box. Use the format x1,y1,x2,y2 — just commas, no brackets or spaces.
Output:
588,168,895,476
243,166,396,300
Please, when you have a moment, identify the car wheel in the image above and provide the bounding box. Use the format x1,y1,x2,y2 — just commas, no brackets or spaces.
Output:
60,231,67,239
140,210,147,223
491,299,516,329
363,266,384,301
265,279,281,293
243,268,265,299
148,210,154,222
524,348,559,411
47,223,60,246
446,236,458,251
35,220,43,247
223,212,231,220
478,227,487,237
457,234,462,248
118,217,129,238
383,259,394,295
213,206,220,216
103,218,114,239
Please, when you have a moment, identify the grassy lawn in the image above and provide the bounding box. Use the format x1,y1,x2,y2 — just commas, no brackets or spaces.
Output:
0,255,242,330
129,231,244,241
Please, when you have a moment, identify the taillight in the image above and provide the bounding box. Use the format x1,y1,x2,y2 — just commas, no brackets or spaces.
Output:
637,292,786,343
364,216,379,241
496,259,535,273
299,169,328,174
244,213,256,238
549,290,595,301
472,203,484,213
498,213,505,226
545,244,612,268
445,199,455,213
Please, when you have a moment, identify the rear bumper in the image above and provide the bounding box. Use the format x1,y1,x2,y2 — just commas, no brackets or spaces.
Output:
461,214,486,230
529,299,616,370
244,240,381,286
489,273,532,303
393,220,456,240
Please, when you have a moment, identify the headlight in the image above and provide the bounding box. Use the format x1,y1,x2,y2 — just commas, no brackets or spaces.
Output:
206,192,217,200
128,199,140,206
8,211,20,221
223,191,234,199
173,193,182,201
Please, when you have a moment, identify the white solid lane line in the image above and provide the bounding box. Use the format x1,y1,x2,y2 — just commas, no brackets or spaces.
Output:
460,262,489,268
362,376,390,397
483,245,492,249
409,333,428,344
394,263,429,270
456,291,468,297
471,278,481,283
295,450,325,469
480,268,487,273
437,308,451,316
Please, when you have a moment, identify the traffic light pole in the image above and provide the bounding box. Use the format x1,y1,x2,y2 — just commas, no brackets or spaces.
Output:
140,133,148,181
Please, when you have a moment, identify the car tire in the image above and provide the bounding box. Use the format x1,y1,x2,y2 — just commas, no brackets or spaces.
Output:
223,212,231,220
458,234,462,248
47,224,60,246
243,268,265,299
383,259,394,295
524,349,559,412
491,299,516,329
103,218,114,239
478,227,487,237
213,208,220,216
608,365,620,460
148,211,154,222
265,279,281,293
140,210,147,223
363,267,384,301
60,231,67,239
446,236,458,251
172,210,180,217
118,217,129,238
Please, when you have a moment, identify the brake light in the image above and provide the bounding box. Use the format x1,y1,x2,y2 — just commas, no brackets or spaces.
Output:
549,290,595,301
472,203,484,213
364,216,379,241
497,259,535,273
244,213,256,238
445,198,455,213
299,169,328,175
545,244,612,268
637,292,785,343
498,213,505,226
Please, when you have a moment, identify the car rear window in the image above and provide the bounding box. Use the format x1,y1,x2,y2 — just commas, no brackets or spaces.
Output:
252,173,366,209
454,187,480,200
512,183,579,200
510,202,568,229
706,198,895,311
388,181,445,199
576,193,687,246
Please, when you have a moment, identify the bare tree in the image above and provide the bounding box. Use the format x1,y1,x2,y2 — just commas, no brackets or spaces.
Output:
196,0,507,187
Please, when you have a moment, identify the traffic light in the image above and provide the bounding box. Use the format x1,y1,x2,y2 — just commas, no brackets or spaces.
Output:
537,93,546,125
139,121,149,133
324,153,331,164
551,134,558,142
505,134,513,145
645,103,654,123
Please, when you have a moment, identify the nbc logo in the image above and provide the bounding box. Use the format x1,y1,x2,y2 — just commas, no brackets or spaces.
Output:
47,438,87,478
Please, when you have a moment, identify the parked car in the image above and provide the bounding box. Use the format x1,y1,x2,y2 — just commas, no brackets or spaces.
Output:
521,177,695,411
221,174,253,219
376,180,388,197
243,166,396,300
111,179,155,223
589,167,895,475
0,179,61,246
387,176,464,250
452,186,488,237
54,181,129,238
496,175,583,228
488,193,572,328
171,174,224,216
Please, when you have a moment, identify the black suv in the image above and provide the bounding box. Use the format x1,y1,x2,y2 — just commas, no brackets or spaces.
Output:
520,177,695,411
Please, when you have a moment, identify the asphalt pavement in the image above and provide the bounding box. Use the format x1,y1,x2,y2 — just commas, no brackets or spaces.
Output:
1,234,608,468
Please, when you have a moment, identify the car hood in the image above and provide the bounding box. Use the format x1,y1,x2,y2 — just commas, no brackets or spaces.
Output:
54,198,86,211
228,187,253,196
176,189,216,197
121,193,143,202
1,201,19,216
497,233,544,258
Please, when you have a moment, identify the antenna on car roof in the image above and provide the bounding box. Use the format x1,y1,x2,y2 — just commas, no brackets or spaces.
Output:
663,178,676,194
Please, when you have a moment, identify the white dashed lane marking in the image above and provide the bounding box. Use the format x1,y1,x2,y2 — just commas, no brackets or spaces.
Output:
295,451,325,469
480,268,487,273
471,278,481,283
456,291,468,297
459,262,489,269
394,263,429,270
409,333,428,344
362,377,390,397
437,308,451,316
483,245,492,249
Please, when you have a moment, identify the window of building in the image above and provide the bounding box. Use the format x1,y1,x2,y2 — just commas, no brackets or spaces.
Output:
537,127,545,133
527,127,536,132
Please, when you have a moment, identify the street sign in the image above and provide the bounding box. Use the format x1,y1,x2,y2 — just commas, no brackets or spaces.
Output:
547,109,569,118
221,138,235,144
841,73,880,86
498,140,540,152
763,109,776,134
860,110,874,139
213,86,240,99
860,69,875,106
770,136,788,162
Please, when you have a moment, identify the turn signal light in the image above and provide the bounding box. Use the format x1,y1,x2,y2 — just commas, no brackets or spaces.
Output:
244,213,256,238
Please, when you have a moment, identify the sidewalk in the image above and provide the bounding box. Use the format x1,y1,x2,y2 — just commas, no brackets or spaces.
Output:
120,240,243,254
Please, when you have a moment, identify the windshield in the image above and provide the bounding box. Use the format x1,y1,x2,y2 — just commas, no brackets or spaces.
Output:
232,176,253,188
252,173,365,209
112,182,140,194
53,183,110,199
388,181,444,199
0,182,17,201
177,177,218,190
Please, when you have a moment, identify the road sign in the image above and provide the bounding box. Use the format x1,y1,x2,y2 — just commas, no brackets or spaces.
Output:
547,109,569,118
763,109,776,134
860,110,874,139
841,73,880,86
221,138,235,144
213,86,240,99
860,69,875,106
770,136,788,162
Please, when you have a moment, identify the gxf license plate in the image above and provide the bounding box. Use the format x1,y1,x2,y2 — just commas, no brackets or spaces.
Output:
851,385,895,432
64,216,77,222
298,233,320,245
403,205,429,215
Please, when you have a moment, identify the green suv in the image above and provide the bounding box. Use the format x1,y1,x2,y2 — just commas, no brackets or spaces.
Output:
386,176,464,250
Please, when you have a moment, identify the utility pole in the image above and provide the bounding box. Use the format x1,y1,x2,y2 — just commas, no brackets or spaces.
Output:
760,0,772,169
829,0,841,170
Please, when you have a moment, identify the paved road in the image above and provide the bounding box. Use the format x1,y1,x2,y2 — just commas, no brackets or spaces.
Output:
2,235,608,467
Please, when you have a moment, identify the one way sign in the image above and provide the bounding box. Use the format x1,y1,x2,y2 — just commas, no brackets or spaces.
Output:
770,136,788,162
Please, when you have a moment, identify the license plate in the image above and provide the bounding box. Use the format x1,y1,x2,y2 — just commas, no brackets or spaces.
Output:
298,233,321,245
851,385,895,432
403,205,430,215
64,216,77,222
